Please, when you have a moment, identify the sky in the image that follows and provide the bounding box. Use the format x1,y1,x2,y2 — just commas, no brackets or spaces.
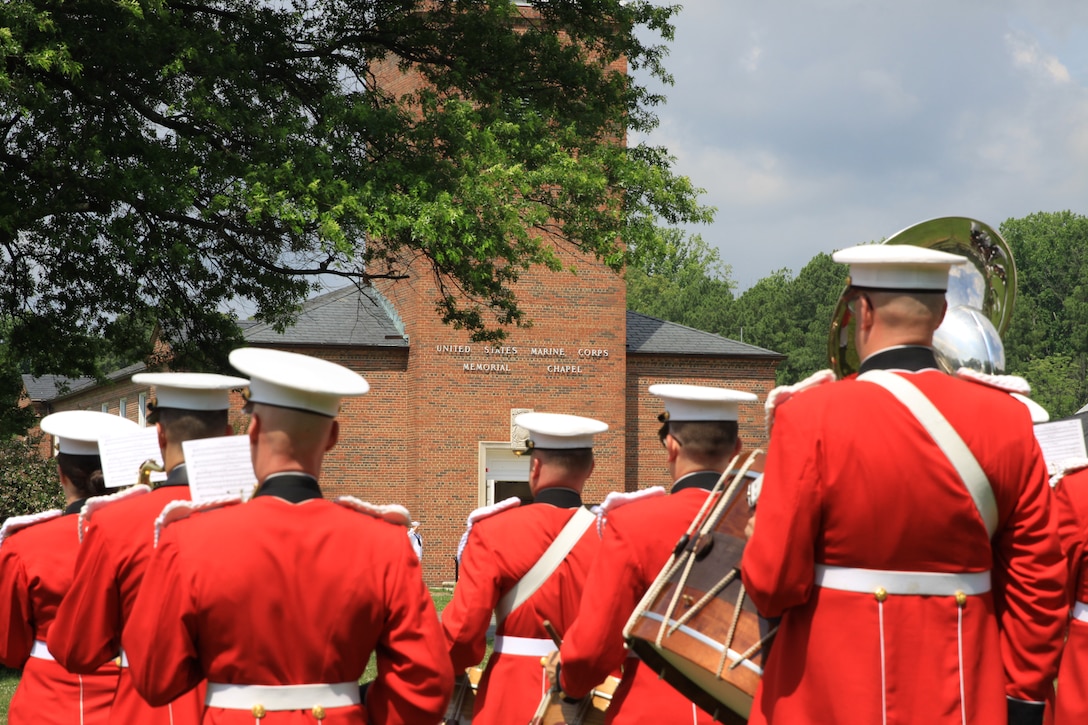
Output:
631,1,1088,292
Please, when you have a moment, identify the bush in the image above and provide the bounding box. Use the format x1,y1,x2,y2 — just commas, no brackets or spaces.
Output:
0,433,62,522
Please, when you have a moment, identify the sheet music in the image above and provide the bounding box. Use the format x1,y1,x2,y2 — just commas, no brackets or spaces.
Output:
181,436,257,503
1033,418,1088,474
98,427,165,488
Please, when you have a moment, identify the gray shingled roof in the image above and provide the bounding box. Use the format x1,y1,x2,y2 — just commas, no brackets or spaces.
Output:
626,310,782,357
22,361,150,403
244,285,407,347
21,374,96,402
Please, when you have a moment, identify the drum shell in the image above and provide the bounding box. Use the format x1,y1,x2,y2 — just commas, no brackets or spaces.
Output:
625,483,770,723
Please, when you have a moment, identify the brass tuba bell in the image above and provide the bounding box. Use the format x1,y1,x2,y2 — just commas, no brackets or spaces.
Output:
827,216,1016,378
138,458,166,487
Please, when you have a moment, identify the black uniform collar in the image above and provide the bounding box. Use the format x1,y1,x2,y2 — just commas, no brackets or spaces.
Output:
671,470,722,494
532,487,583,509
858,345,940,374
253,473,323,503
64,498,90,516
159,464,189,488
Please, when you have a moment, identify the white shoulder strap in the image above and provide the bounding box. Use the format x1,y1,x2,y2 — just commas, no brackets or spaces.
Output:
494,507,596,624
859,370,998,538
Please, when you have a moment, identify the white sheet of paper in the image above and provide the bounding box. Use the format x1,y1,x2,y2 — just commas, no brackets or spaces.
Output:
181,436,257,503
98,427,165,488
1033,418,1088,474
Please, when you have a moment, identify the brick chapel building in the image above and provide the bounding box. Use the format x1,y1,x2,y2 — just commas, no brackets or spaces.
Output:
20,5,783,584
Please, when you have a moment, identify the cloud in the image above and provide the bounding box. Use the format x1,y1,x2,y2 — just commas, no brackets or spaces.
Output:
632,1,1088,290
1005,31,1072,83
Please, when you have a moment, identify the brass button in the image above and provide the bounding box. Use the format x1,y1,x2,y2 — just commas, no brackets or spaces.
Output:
955,590,967,607
874,587,888,602
251,704,266,719
539,657,548,667
312,705,326,720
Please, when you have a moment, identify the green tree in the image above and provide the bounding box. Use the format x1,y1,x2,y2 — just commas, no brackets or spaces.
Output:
1,0,710,382
724,253,847,385
625,229,734,331
0,433,62,522
1002,211,1088,418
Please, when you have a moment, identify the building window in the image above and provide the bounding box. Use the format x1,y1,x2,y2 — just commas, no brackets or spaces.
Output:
138,393,147,427
101,403,109,413
120,397,127,419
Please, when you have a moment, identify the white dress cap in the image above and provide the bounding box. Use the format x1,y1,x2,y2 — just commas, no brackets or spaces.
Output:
229,347,370,418
514,412,609,450
131,372,249,411
649,383,758,422
832,244,967,292
40,410,140,455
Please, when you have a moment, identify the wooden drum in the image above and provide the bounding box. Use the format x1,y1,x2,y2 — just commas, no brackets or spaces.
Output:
531,675,620,725
442,666,484,725
623,451,775,723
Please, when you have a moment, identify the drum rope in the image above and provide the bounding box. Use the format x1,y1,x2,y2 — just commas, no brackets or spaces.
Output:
664,452,762,637
727,622,779,672
624,456,739,640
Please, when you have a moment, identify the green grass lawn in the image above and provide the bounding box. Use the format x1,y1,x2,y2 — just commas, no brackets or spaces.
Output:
2,588,464,720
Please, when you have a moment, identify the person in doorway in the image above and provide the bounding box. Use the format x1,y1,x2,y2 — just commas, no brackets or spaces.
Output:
443,411,607,725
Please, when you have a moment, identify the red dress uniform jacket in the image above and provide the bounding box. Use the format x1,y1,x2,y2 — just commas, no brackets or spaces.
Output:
122,475,454,725
1051,464,1088,723
49,468,205,724
442,487,600,725
741,347,1066,725
0,501,121,725
560,475,721,725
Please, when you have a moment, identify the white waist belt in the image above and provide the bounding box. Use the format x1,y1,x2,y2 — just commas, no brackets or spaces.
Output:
29,640,55,661
1073,601,1088,623
814,565,991,596
492,635,556,657
205,682,360,711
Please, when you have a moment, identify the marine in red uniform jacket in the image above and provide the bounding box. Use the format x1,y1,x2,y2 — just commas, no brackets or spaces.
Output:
48,466,205,724
1050,462,1088,723
123,474,454,724
443,487,600,724
741,346,1067,725
0,501,121,725
559,476,721,725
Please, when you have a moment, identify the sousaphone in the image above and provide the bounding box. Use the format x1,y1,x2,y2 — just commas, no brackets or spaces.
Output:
827,216,1017,378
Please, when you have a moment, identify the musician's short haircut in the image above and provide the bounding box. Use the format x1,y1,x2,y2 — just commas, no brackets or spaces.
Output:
660,420,739,464
532,447,595,478
57,453,108,498
156,407,230,445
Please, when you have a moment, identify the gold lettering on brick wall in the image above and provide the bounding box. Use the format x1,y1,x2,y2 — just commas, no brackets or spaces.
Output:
434,342,611,375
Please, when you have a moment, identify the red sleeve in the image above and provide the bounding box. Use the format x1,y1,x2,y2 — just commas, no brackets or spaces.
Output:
0,539,34,668
122,526,203,706
48,518,122,672
365,532,454,724
740,401,822,617
558,515,639,699
1053,472,1088,604
441,525,499,672
991,440,1067,703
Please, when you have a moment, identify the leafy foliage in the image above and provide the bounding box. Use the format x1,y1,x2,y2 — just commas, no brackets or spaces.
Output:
1002,211,1088,418
0,432,62,522
1,0,710,381
625,229,734,333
